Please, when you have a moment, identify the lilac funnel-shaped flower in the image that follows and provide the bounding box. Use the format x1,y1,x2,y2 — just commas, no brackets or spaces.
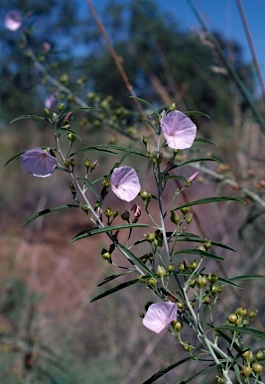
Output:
161,110,197,150
4,11,22,31
142,302,177,334
21,148,57,178
111,166,141,202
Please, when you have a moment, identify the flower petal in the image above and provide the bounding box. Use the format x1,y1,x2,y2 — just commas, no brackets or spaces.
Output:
111,166,141,202
21,148,57,178
4,11,22,31
161,110,197,149
142,302,177,334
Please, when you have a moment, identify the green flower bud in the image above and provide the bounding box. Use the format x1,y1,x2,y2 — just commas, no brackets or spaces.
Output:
210,285,218,295
147,278,157,287
170,211,179,225
177,301,185,309
52,112,58,122
169,102,176,112
104,208,112,218
216,376,225,384
172,320,183,331
151,156,157,164
198,275,207,288
186,213,193,224
208,273,218,284
168,264,175,273
178,263,186,272
140,190,149,201
113,210,119,218
139,255,148,263
70,158,76,167
102,178,110,188
90,161,98,170
121,210,130,221
156,265,166,278
144,232,155,243
256,350,264,360
44,108,50,116
189,260,198,270
242,350,252,360
236,307,247,317
252,363,263,374
203,296,211,304
181,206,190,214
227,314,238,324
101,249,111,261
84,158,91,168
58,103,64,111
240,366,252,378
183,343,191,352
189,279,196,288
148,253,154,261
249,309,258,318
204,238,212,249
143,136,148,146
67,133,76,142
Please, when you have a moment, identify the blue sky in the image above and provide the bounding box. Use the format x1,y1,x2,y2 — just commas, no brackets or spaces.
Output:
86,0,265,94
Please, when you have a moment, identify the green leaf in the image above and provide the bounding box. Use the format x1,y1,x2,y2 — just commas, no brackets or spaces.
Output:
174,249,224,261
10,115,48,123
4,149,27,166
70,144,149,158
70,223,150,242
130,96,160,116
97,273,131,287
214,325,265,339
159,174,188,184
177,157,221,167
78,178,99,197
142,356,195,384
179,363,215,384
194,138,216,146
116,243,156,278
21,204,79,228
91,279,139,302
184,110,211,119
173,196,245,211
230,275,265,282
175,232,236,252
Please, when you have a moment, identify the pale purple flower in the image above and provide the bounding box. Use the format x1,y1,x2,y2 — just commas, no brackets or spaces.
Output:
188,171,199,183
21,148,57,178
161,110,197,150
45,95,56,109
142,302,177,334
4,11,22,31
111,166,141,202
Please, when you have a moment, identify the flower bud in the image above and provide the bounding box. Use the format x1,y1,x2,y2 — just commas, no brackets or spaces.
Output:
121,210,130,221
168,264,175,273
176,301,185,309
256,350,263,360
249,309,258,318
70,158,76,167
151,156,157,165
67,133,76,142
181,206,190,215
84,158,91,168
183,343,191,352
139,255,148,263
143,136,148,146
186,213,193,224
178,263,186,272
216,376,225,384
169,103,176,112
102,178,110,188
140,190,149,201
170,211,179,225
113,210,119,218
104,208,112,218
131,203,141,219
240,366,252,378
144,233,155,243
58,103,65,112
147,278,157,287
210,285,218,295
198,275,207,288
156,265,166,278
204,238,212,249
90,160,98,170
208,273,218,284
101,248,111,261
189,260,198,270
52,112,58,122
227,314,238,324
44,108,50,116
236,307,247,317
252,363,263,374
203,296,211,304
172,320,183,331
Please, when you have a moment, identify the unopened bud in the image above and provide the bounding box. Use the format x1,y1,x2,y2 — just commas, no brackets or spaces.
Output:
84,158,91,168
252,363,263,374
172,320,183,331
90,160,98,170
236,307,247,317
140,190,149,201
147,278,157,287
181,206,190,215
104,208,112,217
198,275,207,287
186,213,193,224
168,264,175,273
121,210,130,221
143,136,147,146
169,103,176,112
241,366,252,378
58,103,64,112
102,178,110,188
256,350,264,360
67,133,76,141
204,239,211,249
170,211,179,225
227,314,238,324
156,265,166,278
144,233,155,243
208,273,218,284
70,158,76,167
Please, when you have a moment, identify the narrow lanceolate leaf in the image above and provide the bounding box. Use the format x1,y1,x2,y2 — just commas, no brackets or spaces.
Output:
97,273,131,287
184,110,210,119
213,325,265,339
10,115,49,123
175,232,236,252
90,279,139,302
159,174,188,184
142,356,195,384
174,249,224,261
116,243,156,278
4,149,27,166
70,144,149,158
230,275,265,282
177,157,221,167
194,138,216,146
130,96,160,116
70,223,150,242
79,178,99,197
173,196,245,211
21,204,79,228
178,364,215,384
